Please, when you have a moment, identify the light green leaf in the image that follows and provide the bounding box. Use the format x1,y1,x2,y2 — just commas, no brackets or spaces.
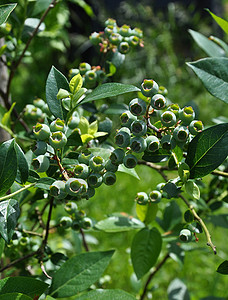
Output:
32,0,52,16
186,58,228,104
185,180,200,200
0,44,7,57
93,131,108,138
69,74,83,95
49,250,114,298
131,227,162,279
81,134,94,144
118,164,140,180
136,203,158,225
78,116,89,135
88,120,98,135
0,238,5,259
1,102,16,127
0,293,32,300
57,88,70,100
207,9,228,35
72,88,87,108
89,147,113,160
74,289,136,300
0,3,17,25
95,214,144,232
188,29,225,57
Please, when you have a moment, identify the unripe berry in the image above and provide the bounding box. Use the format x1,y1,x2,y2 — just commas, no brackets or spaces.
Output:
33,123,51,140
136,192,148,205
69,68,80,78
28,106,43,120
131,27,143,38
119,24,131,37
184,210,194,223
129,98,147,116
64,202,78,215
74,163,90,179
33,98,46,109
96,69,106,83
89,156,105,172
151,94,166,110
87,173,103,188
161,111,177,127
60,216,73,229
32,155,50,173
109,32,122,45
115,127,131,148
68,115,80,129
146,135,160,152
89,32,101,45
50,180,67,200
118,41,130,54
173,126,189,142
33,141,47,156
123,154,137,168
129,35,140,47
78,151,93,165
167,103,181,119
161,135,176,151
105,160,118,172
82,187,95,199
49,131,67,149
189,120,204,135
81,217,93,229
65,178,88,196
131,120,147,137
130,136,147,153
179,106,195,125
120,111,137,128
71,220,81,231
103,171,116,185
156,182,166,191
105,18,117,27
50,118,65,132
104,25,116,37
98,117,112,134
110,148,125,165
179,229,192,242
85,70,97,86
141,79,159,97
79,62,91,75
149,190,162,203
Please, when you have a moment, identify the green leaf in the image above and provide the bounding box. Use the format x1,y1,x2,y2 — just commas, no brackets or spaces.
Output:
57,88,70,100
131,227,162,279
0,277,48,298
185,180,200,200
160,201,182,231
0,3,17,25
66,129,83,147
95,215,144,232
32,0,52,16
209,36,228,55
102,103,128,115
74,289,136,300
188,29,225,57
35,177,55,190
167,242,185,266
172,145,183,165
0,238,5,259
208,214,228,228
78,83,140,106
78,116,89,135
1,102,16,127
118,164,140,180
142,149,170,163
0,199,20,243
167,278,190,300
0,139,17,197
89,147,112,160
186,123,228,178
136,203,158,225
207,9,228,35
46,66,69,119
216,260,228,275
72,88,87,108
0,293,32,300
49,250,114,298
88,120,98,135
69,74,83,94
186,58,228,104
69,0,94,17
15,143,29,184
163,182,181,198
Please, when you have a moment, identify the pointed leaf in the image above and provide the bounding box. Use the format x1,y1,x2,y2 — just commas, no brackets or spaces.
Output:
0,139,17,197
74,289,136,300
216,260,228,275
1,103,16,127
78,116,89,134
118,164,140,180
15,143,29,184
49,250,114,298
0,199,20,243
136,203,158,225
46,66,69,119
187,58,228,104
66,129,83,147
57,88,70,100
69,74,83,94
207,9,228,35
78,83,140,105
131,227,162,279
142,149,170,163
88,120,98,135
186,123,228,178
0,3,17,25
185,180,200,200
160,201,182,231
0,293,32,300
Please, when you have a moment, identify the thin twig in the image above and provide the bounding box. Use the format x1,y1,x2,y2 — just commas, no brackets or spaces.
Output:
211,170,228,178
43,198,54,246
55,154,70,180
0,183,35,202
80,228,89,252
140,253,170,300
40,261,52,279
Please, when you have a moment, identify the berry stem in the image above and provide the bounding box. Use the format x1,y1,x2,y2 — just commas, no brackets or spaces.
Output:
80,228,89,252
0,183,36,202
54,153,70,181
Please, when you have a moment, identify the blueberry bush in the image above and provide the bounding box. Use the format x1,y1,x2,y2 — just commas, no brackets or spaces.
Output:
0,2,228,300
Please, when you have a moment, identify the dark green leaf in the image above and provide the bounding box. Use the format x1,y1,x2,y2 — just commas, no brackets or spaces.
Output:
142,149,170,163
46,66,69,119
78,83,140,105
131,227,162,279
95,215,144,232
0,277,48,297
0,293,32,300
15,143,29,184
0,3,17,25
66,129,83,147
186,123,228,178
160,201,182,231
163,182,181,198
74,289,136,300
0,199,20,243
187,58,228,104
35,177,55,190
217,260,228,275
167,278,190,300
188,29,225,57
0,139,17,197
49,250,114,298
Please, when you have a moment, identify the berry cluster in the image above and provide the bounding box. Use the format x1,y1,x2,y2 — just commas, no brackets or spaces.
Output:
24,98,51,122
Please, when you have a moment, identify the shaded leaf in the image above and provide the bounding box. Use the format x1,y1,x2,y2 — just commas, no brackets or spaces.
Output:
0,3,17,25
167,278,190,300
1,102,16,127
35,177,55,190
163,182,181,198
32,0,52,16
208,214,228,228
216,260,228,275
0,293,32,300
66,129,83,147
0,238,4,259
160,201,182,231
185,180,200,200
102,103,128,115
49,250,114,298
187,58,228,104
15,143,29,184
142,149,170,163
136,203,158,225
131,227,162,279
167,242,185,266
74,289,136,300
186,123,228,178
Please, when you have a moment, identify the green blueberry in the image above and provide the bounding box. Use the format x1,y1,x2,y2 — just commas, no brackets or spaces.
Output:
189,120,204,135
87,173,103,188
74,163,89,179
184,210,194,223
64,202,78,215
110,148,125,165
33,141,47,156
109,32,122,45
65,178,88,196
82,187,96,199
50,180,67,199
161,135,176,151
60,216,73,229
151,94,166,110
131,27,143,38
146,135,160,152
33,123,51,140
89,32,101,45
68,115,80,129
141,79,159,97
136,192,148,205
130,136,147,153
104,25,116,37
119,24,131,37
84,70,97,87
81,217,93,229
69,68,80,78
173,126,189,142
103,171,116,185
129,98,147,116
32,155,50,173
79,62,91,75
156,182,166,191
49,131,67,149
33,98,46,109
115,127,131,148
105,160,118,172
89,156,105,172
179,106,195,125
161,111,177,127
129,35,140,47
105,18,117,26
98,117,113,134
118,41,130,54
120,111,137,128
179,229,192,242
167,103,181,119
96,69,106,83
149,190,162,203
123,154,137,168
78,151,93,164
131,120,147,137
50,118,65,132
